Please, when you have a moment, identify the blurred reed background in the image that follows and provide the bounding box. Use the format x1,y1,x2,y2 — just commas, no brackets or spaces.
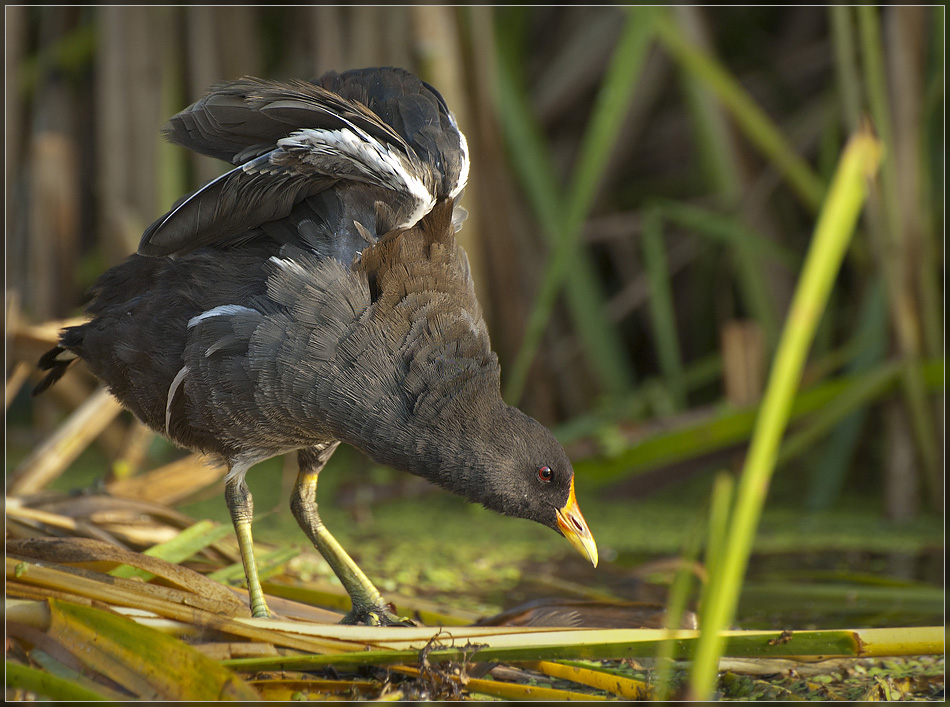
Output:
5,6,944,519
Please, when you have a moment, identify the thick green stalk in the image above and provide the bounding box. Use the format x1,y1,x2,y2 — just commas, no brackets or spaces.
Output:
688,128,882,699
221,626,943,672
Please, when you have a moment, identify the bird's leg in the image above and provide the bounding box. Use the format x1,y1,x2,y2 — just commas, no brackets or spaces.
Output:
291,443,413,626
225,472,270,618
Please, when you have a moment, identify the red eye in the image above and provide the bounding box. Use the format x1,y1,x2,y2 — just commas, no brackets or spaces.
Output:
538,465,553,482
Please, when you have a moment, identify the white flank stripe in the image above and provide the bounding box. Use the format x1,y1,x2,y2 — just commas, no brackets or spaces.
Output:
166,365,189,435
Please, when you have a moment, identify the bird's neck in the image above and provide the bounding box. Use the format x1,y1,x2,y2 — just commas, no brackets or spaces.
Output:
348,375,510,502
381,385,517,508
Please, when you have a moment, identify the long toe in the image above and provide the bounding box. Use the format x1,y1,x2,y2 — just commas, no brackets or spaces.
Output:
342,603,415,627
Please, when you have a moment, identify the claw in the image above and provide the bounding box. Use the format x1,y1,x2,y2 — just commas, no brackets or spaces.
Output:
342,602,415,627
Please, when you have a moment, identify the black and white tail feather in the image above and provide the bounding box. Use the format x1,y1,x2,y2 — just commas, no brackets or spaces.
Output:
139,68,469,256
33,347,78,396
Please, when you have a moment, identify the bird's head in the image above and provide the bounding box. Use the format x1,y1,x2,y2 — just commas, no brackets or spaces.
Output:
464,407,598,568
369,355,598,568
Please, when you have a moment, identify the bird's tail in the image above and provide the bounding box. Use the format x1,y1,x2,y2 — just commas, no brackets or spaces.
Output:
33,327,83,396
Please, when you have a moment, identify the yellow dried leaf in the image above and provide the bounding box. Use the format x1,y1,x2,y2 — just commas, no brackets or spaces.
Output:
525,660,653,699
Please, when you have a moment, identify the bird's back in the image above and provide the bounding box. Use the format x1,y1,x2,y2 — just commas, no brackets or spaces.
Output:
39,67,483,463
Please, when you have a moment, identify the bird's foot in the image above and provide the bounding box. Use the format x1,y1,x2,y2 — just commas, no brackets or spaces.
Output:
342,601,415,627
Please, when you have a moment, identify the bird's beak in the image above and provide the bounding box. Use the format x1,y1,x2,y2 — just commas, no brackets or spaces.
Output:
556,478,598,567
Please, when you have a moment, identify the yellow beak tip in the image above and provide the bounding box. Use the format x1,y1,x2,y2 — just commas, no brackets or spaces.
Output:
557,478,598,567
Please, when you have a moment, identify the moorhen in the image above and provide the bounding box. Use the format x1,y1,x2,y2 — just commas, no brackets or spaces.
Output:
35,67,598,625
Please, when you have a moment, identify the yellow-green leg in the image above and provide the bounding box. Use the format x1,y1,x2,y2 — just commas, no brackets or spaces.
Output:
290,444,412,626
225,473,270,618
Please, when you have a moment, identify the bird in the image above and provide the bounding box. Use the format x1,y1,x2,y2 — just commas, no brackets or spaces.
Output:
35,67,598,625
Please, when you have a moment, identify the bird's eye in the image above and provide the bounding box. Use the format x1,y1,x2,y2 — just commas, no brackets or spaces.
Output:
537,465,553,482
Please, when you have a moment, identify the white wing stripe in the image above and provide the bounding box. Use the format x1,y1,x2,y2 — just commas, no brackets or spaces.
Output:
278,127,436,228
